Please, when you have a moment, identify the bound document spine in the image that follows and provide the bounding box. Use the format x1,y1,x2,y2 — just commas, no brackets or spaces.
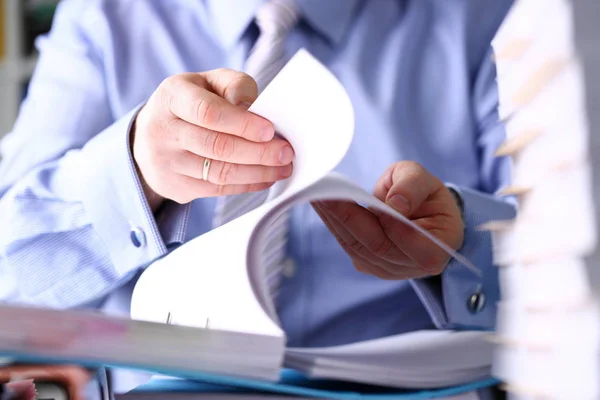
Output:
486,0,600,398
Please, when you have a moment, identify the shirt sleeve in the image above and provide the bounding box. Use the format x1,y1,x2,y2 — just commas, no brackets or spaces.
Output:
410,3,517,330
0,0,188,308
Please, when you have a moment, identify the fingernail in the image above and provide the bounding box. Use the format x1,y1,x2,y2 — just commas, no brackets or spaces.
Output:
238,101,252,110
280,163,293,178
389,194,410,214
279,146,294,164
233,85,256,106
260,125,275,142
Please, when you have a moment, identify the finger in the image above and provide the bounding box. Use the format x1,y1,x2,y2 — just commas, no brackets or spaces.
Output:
201,68,258,107
319,202,449,277
352,257,429,280
163,73,274,142
164,174,274,204
313,202,412,270
379,212,459,274
172,151,293,185
312,203,392,276
317,200,412,264
168,118,294,166
313,203,417,279
352,258,399,280
376,161,444,216
373,165,394,202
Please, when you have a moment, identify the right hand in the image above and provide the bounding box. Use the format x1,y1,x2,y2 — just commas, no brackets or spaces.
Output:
132,69,295,211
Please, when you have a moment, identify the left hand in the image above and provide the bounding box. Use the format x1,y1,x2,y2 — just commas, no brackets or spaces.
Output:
312,161,464,280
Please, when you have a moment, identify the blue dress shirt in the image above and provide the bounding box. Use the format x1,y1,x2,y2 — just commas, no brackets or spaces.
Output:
0,0,516,349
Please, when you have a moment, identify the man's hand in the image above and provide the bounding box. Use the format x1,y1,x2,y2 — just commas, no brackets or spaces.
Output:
312,161,464,280
0,365,91,400
132,69,295,211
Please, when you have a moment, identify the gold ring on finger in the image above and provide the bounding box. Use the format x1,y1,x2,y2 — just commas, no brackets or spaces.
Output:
202,158,212,181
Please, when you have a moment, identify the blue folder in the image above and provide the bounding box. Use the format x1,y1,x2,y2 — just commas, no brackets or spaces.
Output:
133,370,499,399
0,351,498,399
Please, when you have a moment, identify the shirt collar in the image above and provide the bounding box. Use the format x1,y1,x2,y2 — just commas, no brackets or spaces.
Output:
203,0,362,49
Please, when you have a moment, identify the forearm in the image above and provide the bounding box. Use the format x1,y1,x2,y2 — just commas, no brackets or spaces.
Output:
0,109,183,308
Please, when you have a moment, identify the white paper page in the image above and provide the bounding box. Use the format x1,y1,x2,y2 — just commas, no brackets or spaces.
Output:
493,345,600,400
131,50,355,334
502,62,589,189
285,329,492,388
495,301,600,350
0,305,282,381
514,163,594,221
490,165,597,265
492,0,575,96
286,329,491,369
491,216,596,266
131,208,281,337
492,0,574,66
251,172,481,281
287,363,490,390
499,258,592,309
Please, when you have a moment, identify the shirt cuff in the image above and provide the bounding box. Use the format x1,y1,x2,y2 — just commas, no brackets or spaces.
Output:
65,106,167,277
410,185,516,330
155,200,191,248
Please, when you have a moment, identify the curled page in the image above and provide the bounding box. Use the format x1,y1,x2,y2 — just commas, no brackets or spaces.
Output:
132,49,481,340
131,49,355,336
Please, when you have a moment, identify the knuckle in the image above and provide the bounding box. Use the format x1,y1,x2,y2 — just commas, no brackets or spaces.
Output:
216,162,237,185
195,97,222,127
239,115,252,138
348,238,365,254
338,210,354,225
158,81,175,113
420,253,448,273
258,143,271,164
368,238,395,257
226,71,252,89
211,133,235,160
398,160,424,172
213,67,234,76
201,130,217,155
263,166,278,182
159,75,177,92
215,184,228,197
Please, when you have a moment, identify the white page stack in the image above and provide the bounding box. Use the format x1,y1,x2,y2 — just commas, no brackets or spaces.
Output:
486,0,600,398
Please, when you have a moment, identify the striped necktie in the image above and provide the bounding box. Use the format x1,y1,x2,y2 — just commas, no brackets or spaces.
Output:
213,0,300,300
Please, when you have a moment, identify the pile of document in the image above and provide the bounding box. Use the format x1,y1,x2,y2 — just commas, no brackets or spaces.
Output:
487,0,600,398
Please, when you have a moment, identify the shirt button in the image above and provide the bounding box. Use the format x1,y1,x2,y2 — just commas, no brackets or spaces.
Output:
130,227,146,248
468,291,486,314
282,258,296,278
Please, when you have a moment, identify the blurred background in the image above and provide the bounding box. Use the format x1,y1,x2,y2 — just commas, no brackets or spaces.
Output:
0,0,58,137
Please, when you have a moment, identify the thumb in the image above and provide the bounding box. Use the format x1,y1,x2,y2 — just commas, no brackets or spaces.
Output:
378,161,442,216
200,69,258,108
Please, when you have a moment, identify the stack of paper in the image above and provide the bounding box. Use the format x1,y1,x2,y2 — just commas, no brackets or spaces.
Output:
486,0,599,398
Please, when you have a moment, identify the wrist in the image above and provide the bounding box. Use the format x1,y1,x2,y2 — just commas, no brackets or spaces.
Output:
130,115,165,213
446,185,465,222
